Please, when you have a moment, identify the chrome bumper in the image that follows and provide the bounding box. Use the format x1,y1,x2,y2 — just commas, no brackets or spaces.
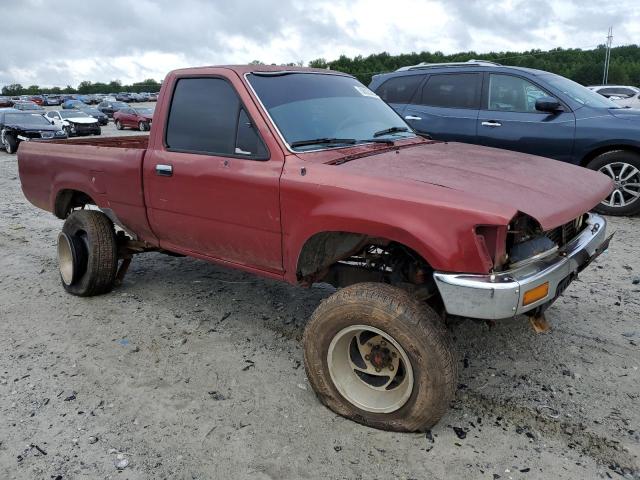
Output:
433,213,610,320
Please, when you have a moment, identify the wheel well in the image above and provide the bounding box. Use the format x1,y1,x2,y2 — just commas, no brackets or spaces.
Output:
54,189,95,219
580,145,640,167
296,231,439,302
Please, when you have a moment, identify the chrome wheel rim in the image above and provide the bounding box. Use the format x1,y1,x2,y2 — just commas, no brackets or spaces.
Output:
327,325,413,413
599,161,640,208
57,232,75,285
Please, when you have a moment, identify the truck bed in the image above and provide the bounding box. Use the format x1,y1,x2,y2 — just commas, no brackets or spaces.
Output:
18,135,157,243
42,135,149,149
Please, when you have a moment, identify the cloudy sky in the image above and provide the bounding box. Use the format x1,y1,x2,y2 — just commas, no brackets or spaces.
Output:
2,0,639,88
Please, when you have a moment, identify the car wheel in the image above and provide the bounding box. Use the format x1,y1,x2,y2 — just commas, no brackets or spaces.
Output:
63,126,72,137
95,127,102,136
138,121,149,131
303,283,457,432
115,120,123,130
3,133,18,154
587,150,640,216
57,210,118,297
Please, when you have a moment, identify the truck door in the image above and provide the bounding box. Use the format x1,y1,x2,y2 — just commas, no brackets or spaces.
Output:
402,73,482,143
143,76,284,274
477,73,576,162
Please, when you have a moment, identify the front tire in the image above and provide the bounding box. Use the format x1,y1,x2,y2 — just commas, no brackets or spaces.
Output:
115,120,123,130
138,121,149,131
587,150,640,216
3,134,17,154
58,210,118,296
303,283,457,432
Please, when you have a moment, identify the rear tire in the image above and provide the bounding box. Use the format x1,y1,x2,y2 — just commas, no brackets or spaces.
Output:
303,283,457,432
58,210,118,296
587,150,640,216
138,121,149,132
115,120,123,130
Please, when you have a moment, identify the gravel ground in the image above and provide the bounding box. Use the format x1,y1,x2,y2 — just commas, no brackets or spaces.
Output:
0,122,639,479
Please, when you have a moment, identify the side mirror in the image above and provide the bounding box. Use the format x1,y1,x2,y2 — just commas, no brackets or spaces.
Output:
535,96,563,113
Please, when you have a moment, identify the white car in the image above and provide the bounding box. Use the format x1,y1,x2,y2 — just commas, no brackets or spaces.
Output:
588,85,640,108
45,110,101,136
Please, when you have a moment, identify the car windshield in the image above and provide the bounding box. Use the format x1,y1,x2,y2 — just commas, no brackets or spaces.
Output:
113,102,128,107
542,74,620,109
134,108,154,114
60,111,90,118
247,73,414,151
5,113,51,126
19,103,41,110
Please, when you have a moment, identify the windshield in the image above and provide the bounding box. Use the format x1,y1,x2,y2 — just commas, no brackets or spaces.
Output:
5,113,51,126
60,110,90,118
247,73,414,151
113,102,128,108
18,103,41,110
134,108,154,115
542,74,620,109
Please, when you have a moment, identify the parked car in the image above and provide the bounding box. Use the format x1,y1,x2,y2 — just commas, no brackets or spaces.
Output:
43,94,62,106
588,85,640,109
29,95,45,106
45,110,101,136
1,110,66,153
17,65,612,432
0,96,13,107
12,101,45,112
370,60,640,215
97,100,129,117
147,93,158,102
75,105,109,125
62,99,88,110
115,92,132,102
113,106,154,131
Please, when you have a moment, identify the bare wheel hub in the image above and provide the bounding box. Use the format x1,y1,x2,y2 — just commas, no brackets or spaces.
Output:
327,325,413,413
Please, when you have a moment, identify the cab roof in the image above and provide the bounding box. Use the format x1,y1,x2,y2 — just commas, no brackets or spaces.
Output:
169,64,352,77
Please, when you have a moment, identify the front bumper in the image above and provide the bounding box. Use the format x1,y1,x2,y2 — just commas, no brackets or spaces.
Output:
433,213,610,320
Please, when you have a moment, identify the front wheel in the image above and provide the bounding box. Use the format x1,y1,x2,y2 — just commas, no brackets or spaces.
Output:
138,121,149,131
115,120,123,130
3,134,18,154
587,150,640,216
303,283,457,432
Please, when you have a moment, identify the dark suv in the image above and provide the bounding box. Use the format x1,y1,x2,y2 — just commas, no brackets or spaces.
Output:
370,60,640,215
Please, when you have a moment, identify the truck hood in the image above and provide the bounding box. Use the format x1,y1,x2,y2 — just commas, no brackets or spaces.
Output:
337,142,613,230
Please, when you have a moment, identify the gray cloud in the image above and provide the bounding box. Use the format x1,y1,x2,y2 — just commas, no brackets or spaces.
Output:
1,0,639,88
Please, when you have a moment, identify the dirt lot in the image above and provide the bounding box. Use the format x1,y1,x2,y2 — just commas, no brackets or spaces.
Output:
0,122,639,479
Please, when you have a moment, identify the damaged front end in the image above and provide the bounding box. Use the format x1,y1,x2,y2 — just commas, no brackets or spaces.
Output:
433,212,611,322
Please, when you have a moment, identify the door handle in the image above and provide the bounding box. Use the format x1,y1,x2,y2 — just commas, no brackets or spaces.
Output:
404,115,422,121
481,121,502,127
155,164,173,176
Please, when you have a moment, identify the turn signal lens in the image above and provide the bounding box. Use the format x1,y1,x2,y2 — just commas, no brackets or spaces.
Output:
522,282,549,306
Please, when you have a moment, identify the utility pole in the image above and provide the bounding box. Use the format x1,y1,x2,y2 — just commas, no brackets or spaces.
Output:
602,26,613,84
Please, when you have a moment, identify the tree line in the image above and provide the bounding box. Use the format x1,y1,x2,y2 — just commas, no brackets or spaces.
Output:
1,78,161,96
309,45,640,86
4,45,640,96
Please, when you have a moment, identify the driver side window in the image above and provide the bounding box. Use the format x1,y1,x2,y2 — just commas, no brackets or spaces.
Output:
488,74,548,113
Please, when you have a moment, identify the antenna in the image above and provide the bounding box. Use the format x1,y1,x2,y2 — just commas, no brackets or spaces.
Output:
603,26,613,84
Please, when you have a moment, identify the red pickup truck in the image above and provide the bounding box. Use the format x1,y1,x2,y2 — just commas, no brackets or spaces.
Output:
18,65,613,432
